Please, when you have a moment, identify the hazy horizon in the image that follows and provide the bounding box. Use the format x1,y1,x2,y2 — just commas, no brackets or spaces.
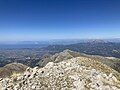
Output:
0,37,120,42
0,38,120,43
0,0,120,41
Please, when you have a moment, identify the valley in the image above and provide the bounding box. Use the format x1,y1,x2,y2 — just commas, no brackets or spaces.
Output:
0,41,120,89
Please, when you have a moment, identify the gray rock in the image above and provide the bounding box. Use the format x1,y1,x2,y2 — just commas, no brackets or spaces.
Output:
1,57,120,90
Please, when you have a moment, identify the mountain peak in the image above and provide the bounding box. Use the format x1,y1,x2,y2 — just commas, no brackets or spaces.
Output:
37,49,82,67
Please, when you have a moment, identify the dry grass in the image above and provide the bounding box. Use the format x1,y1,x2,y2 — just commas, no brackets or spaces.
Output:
0,63,27,78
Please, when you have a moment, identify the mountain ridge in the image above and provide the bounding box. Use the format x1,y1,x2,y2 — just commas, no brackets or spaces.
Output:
0,50,120,90
0,56,120,90
38,49,120,73
0,63,28,78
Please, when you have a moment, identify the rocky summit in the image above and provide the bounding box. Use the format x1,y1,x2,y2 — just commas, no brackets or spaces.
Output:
37,49,81,67
0,56,120,90
38,49,120,73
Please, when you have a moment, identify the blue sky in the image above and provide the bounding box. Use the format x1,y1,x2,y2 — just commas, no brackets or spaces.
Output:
0,0,120,41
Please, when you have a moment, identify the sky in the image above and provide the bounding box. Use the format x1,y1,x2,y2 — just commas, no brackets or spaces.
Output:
0,0,120,41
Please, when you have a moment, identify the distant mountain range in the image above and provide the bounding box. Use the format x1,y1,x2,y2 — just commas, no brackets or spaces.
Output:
0,41,120,69
0,38,120,45
40,42,120,58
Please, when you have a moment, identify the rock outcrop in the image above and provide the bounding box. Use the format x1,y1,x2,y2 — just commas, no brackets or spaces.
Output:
38,49,120,73
0,56,120,90
37,49,84,67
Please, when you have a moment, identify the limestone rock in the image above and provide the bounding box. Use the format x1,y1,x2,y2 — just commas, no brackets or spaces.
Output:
1,57,120,90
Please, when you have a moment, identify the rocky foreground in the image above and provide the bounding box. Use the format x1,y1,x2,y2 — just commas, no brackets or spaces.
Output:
0,56,120,90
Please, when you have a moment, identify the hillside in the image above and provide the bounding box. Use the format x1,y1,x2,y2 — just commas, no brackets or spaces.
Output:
41,42,120,58
0,63,28,78
37,49,81,67
38,50,120,73
0,42,119,68
0,57,120,90
84,55,120,73
0,50,120,90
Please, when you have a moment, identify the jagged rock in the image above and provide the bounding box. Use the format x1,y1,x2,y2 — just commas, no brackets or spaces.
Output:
37,49,83,67
37,49,120,73
1,56,120,90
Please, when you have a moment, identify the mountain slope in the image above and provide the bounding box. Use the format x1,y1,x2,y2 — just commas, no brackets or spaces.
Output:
0,63,28,78
37,49,82,67
38,50,120,73
41,42,120,58
0,56,120,90
84,55,120,73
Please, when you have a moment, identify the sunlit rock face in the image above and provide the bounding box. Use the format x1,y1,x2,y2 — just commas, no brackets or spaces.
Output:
37,49,120,73
37,49,84,67
0,56,120,90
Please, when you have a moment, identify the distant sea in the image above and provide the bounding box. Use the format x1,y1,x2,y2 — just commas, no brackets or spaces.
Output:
0,44,48,49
